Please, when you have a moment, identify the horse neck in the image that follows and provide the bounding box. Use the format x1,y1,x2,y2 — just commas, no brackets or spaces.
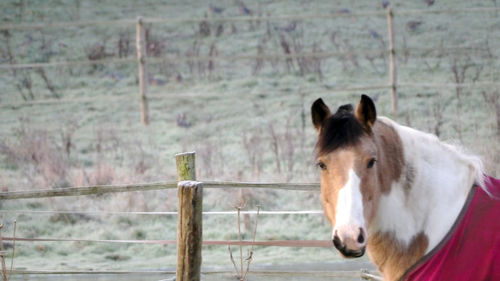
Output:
367,118,480,280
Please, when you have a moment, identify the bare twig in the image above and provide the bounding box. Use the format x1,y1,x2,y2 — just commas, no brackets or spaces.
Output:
482,90,500,136
237,206,243,280
268,124,281,174
35,68,59,99
228,245,239,275
9,221,16,279
228,203,259,281
242,206,260,280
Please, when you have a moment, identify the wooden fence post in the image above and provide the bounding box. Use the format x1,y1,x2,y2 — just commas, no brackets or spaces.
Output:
136,16,149,125
386,7,398,115
0,225,7,281
175,152,202,281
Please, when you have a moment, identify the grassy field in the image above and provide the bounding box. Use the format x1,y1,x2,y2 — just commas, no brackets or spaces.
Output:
0,0,499,278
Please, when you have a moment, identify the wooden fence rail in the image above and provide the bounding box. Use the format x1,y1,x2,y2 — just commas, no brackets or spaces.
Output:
0,182,177,200
0,181,319,200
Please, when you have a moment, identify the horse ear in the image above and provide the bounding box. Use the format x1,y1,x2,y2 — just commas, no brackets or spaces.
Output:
355,95,377,131
311,98,332,132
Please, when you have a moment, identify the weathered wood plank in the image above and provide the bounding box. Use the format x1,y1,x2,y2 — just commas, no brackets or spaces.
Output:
175,152,196,182
0,182,177,200
0,181,318,200
136,16,149,125
175,152,202,281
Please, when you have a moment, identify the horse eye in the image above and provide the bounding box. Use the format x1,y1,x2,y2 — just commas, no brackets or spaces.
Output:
317,161,327,170
367,158,376,169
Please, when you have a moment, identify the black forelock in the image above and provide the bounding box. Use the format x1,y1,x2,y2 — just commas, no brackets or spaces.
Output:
316,103,365,155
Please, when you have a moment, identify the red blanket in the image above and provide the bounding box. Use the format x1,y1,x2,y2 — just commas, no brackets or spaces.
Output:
401,176,500,281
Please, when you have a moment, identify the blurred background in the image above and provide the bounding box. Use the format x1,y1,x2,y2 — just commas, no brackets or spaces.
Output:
0,0,499,280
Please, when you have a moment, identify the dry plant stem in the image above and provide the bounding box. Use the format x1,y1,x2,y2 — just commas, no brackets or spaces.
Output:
9,221,16,279
0,225,7,281
242,206,260,280
237,207,243,280
228,245,239,275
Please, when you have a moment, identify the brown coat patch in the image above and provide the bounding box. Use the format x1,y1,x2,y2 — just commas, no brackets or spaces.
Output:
368,231,429,281
372,120,404,193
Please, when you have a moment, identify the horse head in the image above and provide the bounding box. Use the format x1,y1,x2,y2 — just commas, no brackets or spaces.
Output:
311,95,403,258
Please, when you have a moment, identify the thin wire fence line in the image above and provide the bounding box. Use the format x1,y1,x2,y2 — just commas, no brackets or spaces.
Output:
0,19,136,30
398,81,500,88
0,57,136,69
145,11,386,24
0,85,390,108
2,236,332,247
0,209,323,216
0,95,135,108
0,49,385,70
403,45,500,53
0,11,386,31
2,80,498,108
1,6,499,31
146,49,386,65
2,43,500,70
396,6,500,15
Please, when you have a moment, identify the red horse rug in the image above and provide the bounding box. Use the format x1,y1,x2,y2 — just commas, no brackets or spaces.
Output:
402,176,500,281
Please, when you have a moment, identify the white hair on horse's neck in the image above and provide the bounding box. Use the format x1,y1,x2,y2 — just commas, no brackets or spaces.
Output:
378,117,487,193
439,139,487,193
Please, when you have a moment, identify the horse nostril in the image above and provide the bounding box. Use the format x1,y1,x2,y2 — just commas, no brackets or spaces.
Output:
333,234,343,249
357,228,365,244
357,233,364,244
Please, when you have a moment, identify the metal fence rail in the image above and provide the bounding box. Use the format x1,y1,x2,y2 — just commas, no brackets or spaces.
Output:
2,236,332,247
8,269,381,279
0,209,323,215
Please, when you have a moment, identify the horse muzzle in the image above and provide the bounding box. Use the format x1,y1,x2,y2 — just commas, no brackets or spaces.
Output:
332,228,367,258
333,238,366,258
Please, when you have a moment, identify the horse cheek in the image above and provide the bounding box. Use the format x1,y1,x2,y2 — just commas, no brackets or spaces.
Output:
362,183,378,225
321,185,338,227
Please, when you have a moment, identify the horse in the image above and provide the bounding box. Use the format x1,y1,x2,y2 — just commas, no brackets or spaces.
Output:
311,95,500,281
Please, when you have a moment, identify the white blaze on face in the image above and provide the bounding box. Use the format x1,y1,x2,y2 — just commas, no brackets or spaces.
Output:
332,169,365,238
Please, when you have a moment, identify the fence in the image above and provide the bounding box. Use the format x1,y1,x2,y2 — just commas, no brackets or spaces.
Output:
1,6,500,118
0,151,382,280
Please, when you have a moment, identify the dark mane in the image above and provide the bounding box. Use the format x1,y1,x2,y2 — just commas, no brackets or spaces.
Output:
316,104,365,155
